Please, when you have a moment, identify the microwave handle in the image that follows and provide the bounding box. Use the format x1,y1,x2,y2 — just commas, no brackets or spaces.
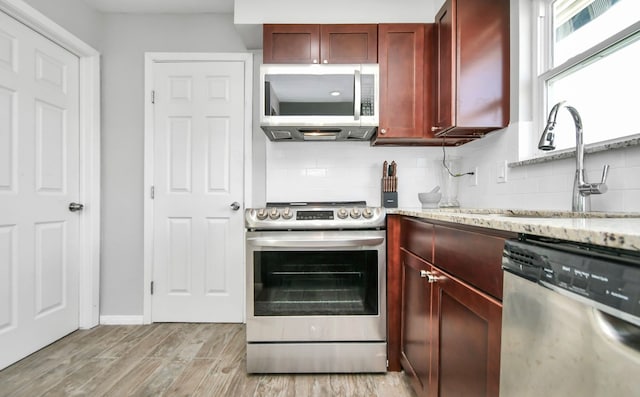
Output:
354,69,361,121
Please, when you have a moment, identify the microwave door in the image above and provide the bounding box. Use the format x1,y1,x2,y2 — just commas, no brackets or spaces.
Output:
261,66,361,126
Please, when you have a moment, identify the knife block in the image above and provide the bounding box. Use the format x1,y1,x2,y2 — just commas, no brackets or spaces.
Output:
382,191,398,208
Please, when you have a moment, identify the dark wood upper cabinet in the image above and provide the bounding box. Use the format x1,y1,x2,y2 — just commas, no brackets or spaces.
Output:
320,24,378,64
373,24,473,146
263,24,320,64
433,0,510,137
263,24,377,64
376,24,425,141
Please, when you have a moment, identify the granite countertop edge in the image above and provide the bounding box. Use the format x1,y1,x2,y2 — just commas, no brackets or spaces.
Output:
386,208,640,252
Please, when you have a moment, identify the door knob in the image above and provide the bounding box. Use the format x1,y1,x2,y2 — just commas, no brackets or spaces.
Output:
230,202,241,211
69,202,84,212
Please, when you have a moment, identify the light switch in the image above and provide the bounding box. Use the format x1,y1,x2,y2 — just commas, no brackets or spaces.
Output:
497,161,508,183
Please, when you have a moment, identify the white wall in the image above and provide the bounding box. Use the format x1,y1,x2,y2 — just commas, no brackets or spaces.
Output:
235,0,438,23
23,0,103,49
100,13,248,316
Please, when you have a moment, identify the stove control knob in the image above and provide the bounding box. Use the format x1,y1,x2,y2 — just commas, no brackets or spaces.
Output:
269,208,281,220
350,208,362,219
362,207,374,219
337,208,349,219
282,207,293,219
256,208,268,220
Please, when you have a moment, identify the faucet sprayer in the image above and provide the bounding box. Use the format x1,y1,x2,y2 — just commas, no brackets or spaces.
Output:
538,101,609,212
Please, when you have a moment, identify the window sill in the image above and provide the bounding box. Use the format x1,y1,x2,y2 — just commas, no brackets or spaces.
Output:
509,134,640,168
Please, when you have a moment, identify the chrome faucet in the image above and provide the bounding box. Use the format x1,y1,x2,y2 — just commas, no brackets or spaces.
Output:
538,101,609,212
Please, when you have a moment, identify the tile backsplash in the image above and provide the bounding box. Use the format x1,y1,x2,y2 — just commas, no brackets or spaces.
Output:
265,141,446,207
456,125,640,212
264,126,640,212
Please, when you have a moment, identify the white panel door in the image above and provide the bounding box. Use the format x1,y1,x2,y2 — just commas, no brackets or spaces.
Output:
0,11,80,370
152,61,245,322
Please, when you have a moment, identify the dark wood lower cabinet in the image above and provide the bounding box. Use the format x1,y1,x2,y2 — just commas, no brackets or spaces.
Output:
433,267,502,397
400,251,432,397
391,217,509,397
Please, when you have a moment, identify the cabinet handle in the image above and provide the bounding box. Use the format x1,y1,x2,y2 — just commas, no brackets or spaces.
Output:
380,128,387,135
323,59,328,64
420,270,440,283
313,59,318,64
431,126,442,132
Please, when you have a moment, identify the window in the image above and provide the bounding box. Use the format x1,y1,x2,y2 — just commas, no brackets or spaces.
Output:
534,0,640,153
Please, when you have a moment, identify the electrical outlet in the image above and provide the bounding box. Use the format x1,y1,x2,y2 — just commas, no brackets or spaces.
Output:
497,161,508,183
469,166,479,186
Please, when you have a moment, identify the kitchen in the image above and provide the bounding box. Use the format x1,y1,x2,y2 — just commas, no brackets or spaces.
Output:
1,0,640,395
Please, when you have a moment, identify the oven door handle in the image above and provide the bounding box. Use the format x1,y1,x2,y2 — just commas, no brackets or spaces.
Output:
247,236,385,248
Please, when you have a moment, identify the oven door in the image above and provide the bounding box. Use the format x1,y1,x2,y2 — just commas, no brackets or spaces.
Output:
246,230,386,342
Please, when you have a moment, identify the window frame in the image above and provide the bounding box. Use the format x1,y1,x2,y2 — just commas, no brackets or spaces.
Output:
530,0,640,159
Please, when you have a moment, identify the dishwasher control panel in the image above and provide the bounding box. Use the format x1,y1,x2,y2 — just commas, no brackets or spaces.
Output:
503,238,640,320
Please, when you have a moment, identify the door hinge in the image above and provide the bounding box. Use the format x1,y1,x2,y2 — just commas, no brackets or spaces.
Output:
150,185,155,199
151,90,155,104
150,281,154,295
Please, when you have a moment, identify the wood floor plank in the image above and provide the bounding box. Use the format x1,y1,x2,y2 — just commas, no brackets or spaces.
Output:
194,323,240,359
163,358,216,397
293,374,333,397
0,323,417,397
253,374,296,397
147,323,191,358
100,357,163,396
35,357,117,397
128,359,190,397
0,326,128,397
172,323,219,362
96,323,160,358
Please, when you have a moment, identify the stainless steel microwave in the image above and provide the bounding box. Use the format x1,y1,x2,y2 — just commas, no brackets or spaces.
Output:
259,64,379,141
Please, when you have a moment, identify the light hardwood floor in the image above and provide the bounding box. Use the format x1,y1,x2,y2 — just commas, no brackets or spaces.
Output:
0,323,416,397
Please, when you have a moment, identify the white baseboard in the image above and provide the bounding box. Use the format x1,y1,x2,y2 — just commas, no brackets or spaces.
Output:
99,315,144,325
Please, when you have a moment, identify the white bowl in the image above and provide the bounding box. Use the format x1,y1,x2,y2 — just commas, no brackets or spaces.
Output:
418,192,442,209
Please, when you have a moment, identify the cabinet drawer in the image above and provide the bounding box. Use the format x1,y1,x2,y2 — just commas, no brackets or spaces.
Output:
401,218,433,263
433,225,509,300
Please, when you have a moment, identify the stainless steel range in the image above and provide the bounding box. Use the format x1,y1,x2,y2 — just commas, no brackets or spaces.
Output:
245,201,387,373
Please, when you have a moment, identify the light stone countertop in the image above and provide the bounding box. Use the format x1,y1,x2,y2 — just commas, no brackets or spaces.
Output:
387,208,640,251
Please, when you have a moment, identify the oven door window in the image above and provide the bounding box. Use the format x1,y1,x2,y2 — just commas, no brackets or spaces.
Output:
253,250,378,316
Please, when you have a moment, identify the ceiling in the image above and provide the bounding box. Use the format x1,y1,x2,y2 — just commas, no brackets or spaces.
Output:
79,0,234,13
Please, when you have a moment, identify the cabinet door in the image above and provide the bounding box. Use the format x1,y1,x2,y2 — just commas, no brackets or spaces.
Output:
377,24,425,139
401,251,432,397
456,0,510,130
320,24,378,64
263,24,320,64
433,0,510,137
432,267,502,397
434,0,455,133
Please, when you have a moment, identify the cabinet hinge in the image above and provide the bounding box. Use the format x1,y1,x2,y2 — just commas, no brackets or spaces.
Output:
151,90,155,104
386,359,389,368
150,281,154,295
150,186,155,199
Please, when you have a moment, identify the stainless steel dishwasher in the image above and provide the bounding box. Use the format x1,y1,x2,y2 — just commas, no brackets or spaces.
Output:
501,236,640,396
